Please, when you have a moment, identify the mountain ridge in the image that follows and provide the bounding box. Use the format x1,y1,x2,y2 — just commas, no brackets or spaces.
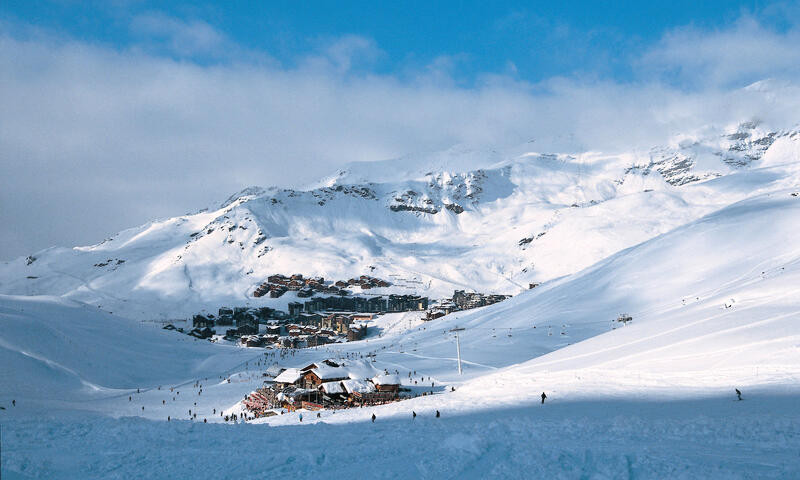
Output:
2,122,799,319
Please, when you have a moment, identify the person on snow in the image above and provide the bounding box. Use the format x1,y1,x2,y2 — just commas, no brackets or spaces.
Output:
129,396,131,402
412,411,417,420
736,388,742,401
12,399,16,407
435,410,440,418
541,392,547,404
371,413,376,423
167,416,170,422
299,413,303,422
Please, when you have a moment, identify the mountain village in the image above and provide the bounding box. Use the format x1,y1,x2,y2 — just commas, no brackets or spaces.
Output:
180,272,513,350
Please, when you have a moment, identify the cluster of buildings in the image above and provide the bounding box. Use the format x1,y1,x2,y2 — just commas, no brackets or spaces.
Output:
238,316,369,349
192,307,274,337
243,359,402,415
252,273,391,298
188,308,372,347
289,294,428,317
424,290,512,320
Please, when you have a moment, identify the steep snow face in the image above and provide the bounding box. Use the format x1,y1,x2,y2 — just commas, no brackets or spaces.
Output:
453,190,800,400
1,125,799,319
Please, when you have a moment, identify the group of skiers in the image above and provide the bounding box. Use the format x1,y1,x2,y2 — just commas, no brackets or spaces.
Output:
299,409,443,424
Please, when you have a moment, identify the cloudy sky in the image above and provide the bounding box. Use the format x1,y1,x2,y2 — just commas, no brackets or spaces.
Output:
2,1,800,260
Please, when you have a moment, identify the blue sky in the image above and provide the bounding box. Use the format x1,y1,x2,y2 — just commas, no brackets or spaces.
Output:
2,1,795,85
2,1,800,259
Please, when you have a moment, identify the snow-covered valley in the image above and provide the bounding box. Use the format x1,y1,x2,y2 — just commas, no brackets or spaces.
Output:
2,123,800,478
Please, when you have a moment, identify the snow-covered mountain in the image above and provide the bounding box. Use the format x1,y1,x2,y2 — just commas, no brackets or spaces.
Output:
2,122,798,320
4,119,800,477
4,174,800,477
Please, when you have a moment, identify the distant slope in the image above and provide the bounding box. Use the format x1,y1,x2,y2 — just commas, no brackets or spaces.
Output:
0,295,255,411
416,189,800,403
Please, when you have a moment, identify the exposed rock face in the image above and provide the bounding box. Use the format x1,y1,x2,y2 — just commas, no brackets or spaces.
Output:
627,124,798,186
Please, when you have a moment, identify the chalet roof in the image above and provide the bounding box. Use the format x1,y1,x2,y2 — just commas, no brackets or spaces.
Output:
372,374,401,386
319,381,345,395
341,379,376,394
342,359,380,380
274,368,302,384
309,364,349,381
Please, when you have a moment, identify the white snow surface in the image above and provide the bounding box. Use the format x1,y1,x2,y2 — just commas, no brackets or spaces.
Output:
3,124,799,320
3,124,800,477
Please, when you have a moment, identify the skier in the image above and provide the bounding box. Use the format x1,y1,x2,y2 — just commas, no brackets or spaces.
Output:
299,413,303,422
736,388,742,401
317,412,321,418
168,416,170,422
412,411,417,420
435,410,440,418
129,396,131,402
12,399,15,407
371,413,376,423
541,392,547,404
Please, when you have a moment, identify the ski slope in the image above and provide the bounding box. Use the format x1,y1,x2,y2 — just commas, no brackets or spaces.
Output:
3,178,800,477
3,121,800,477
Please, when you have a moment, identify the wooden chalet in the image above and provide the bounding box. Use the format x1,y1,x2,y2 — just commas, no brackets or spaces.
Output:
371,374,401,393
274,368,303,388
302,365,349,389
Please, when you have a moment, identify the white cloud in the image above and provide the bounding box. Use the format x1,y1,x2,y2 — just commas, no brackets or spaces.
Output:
130,13,228,58
639,16,800,88
2,15,800,259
